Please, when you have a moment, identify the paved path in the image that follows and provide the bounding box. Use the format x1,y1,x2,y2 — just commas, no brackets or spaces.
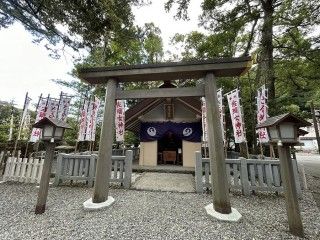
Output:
132,172,195,193
296,153,320,178
296,153,320,209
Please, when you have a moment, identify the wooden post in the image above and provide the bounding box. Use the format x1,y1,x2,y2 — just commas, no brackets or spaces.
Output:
240,157,250,195
195,151,203,193
270,144,275,159
310,101,320,155
259,142,264,157
124,150,133,189
204,73,231,214
92,78,117,203
24,141,30,158
35,142,55,214
278,144,304,237
239,142,249,158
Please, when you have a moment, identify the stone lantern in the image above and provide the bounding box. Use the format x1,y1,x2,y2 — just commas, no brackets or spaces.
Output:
256,113,310,237
33,117,71,142
33,117,71,214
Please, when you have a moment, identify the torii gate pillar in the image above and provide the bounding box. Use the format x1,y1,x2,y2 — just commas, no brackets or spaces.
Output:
204,73,242,221
83,78,117,210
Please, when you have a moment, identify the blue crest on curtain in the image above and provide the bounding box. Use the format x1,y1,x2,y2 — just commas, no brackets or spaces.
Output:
140,122,202,142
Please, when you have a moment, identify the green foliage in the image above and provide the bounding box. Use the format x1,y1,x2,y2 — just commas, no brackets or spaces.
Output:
124,131,139,147
0,0,147,57
0,104,19,142
170,31,237,60
73,23,164,69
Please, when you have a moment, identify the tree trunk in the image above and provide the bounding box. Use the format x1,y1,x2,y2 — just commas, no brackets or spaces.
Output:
260,0,275,109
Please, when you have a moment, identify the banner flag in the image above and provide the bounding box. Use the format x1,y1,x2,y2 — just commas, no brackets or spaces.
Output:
30,93,72,142
21,112,31,140
88,97,100,141
201,97,208,142
227,89,246,143
46,98,60,120
17,94,32,140
78,96,100,142
201,89,225,142
57,95,72,122
217,88,225,142
20,96,31,128
115,100,125,142
8,114,14,141
30,97,48,142
84,99,93,141
78,99,89,141
257,85,269,143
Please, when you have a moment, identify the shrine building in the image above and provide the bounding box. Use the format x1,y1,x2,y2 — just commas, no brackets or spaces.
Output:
125,81,202,167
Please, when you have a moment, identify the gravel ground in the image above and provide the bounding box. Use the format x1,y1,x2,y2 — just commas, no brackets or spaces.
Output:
305,174,320,210
0,182,319,240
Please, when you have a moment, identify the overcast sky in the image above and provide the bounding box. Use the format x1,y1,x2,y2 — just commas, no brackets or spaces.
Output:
0,0,202,109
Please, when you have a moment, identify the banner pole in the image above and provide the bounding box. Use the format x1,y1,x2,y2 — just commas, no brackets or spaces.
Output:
13,92,29,157
28,93,42,156
75,97,84,153
56,91,63,120
35,94,50,155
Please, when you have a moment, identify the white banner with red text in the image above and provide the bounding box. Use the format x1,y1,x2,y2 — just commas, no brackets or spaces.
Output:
227,89,246,143
115,100,125,142
201,88,225,142
257,85,269,143
30,97,48,142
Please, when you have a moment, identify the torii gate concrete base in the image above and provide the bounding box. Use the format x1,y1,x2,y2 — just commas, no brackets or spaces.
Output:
205,204,242,222
83,196,115,211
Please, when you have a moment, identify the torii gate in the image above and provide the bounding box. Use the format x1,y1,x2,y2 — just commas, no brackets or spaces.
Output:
78,56,252,220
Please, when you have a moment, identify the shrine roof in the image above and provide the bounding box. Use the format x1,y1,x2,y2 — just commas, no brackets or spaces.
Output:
256,113,311,129
125,82,201,133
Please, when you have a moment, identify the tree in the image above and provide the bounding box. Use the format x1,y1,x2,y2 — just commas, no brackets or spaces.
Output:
165,0,320,153
142,23,164,63
0,102,26,150
0,0,147,57
72,22,164,95
165,0,320,106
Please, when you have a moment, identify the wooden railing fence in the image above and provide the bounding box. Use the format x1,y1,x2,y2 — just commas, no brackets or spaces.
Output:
2,155,44,184
195,151,302,197
54,150,133,188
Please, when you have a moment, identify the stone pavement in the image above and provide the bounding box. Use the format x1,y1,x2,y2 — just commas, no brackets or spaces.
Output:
132,172,195,193
296,152,320,209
